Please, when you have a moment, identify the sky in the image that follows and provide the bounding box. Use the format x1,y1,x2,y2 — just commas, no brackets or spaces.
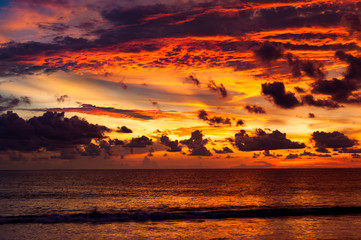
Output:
1,0,361,169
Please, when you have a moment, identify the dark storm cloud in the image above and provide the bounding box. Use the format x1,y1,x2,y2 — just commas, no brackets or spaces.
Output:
245,105,266,114
261,81,302,109
208,80,227,98
286,53,325,79
309,113,315,118
235,129,305,151
180,130,212,156
0,111,110,151
116,126,133,133
160,135,182,152
0,95,30,112
213,147,233,154
311,131,357,150
126,136,153,148
253,42,283,64
301,95,341,109
197,109,232,126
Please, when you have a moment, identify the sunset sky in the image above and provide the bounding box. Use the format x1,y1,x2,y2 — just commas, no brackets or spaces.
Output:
1,0,361,169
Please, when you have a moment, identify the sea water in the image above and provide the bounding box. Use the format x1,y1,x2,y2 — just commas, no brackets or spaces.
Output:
1,169,361,239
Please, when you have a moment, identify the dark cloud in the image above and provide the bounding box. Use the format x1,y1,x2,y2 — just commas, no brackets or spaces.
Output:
116,126,133,133
56,95,69,103
352,153,361,158
343,13,361,34
261,81,302,109
285,153,299,159
160,135,182,152
236,119,244,126
311,78,352,102
235,129,305,151
253,42,283,64
263,149,281,158
126,136,153,148
294,87,305,93
300,151,331,157
245,105,266,114
0,95,30,112
38,22,69,32
311,131,357,150
308,113,315,118
338,148,361,153
0,1,355,77
286,53,325,79
197,109,232,126
48,104,155,120
208,80,227,98
80,143,101,156
185,74,200,87
213,147,233,154
180,130,212,156
311,51,361,103
0,111,110,151
301,94,341,109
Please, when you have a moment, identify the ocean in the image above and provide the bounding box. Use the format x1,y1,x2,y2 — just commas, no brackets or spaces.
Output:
1,169,361,239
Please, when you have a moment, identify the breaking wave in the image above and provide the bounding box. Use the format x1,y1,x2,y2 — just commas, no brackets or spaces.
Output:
1,206,361,224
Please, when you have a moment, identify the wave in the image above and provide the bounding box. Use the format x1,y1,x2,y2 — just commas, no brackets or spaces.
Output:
1,207,361,224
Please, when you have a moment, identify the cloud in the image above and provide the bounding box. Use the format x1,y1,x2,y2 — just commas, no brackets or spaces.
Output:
235,129,306,151
261,81,302,109
180,130,212,156
236,119,244,126
311,131,357,151
197,109,232,126
56,95,69,103
160,135,182,152
301,94,341,109
116,126,133,133
300,151,331,157
286,53,325,79
285,153,299,159
38,22,69,32
0,95,30,112
0,111,110,151
253,42,283,64
343,13,361,34
126,136,153,148
311,51,361,103
309,113,315,118
244,105,266,114
208,80,227,98
80,143,101,156
213,147,233,154
185,74,200,87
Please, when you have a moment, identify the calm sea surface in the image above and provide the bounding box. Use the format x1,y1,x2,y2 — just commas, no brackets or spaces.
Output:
1,169,361,239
